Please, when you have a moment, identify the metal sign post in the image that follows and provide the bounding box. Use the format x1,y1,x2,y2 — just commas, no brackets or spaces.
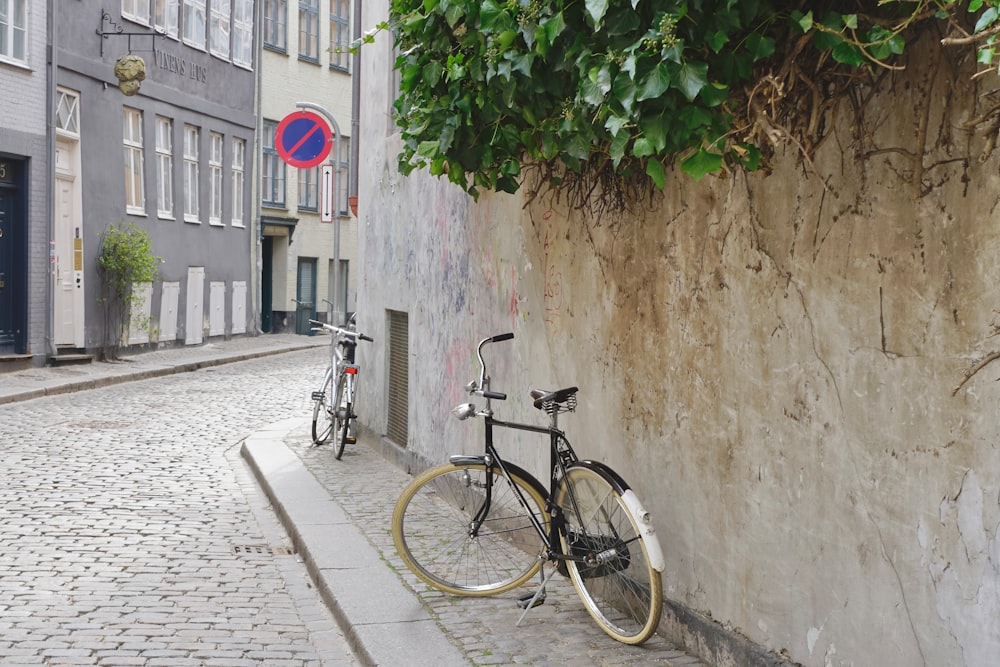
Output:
295,102,344,325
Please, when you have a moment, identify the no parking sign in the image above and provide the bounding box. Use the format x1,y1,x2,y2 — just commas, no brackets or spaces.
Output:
275,111,332,169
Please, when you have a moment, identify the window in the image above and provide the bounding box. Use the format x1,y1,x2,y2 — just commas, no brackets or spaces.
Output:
209,0,231,59
209,132,224,225
0,0,27,64
153,0,179,38
156,117,174,218
55,89,80,137
183,125,200,222
263,0,286,50
183,0,206,49
329,0,349,71
232,137,246,226
298,166,318,211
232,0,254,67
122,0,151,25
123,107,146,214
262,120,285,206
299,0,319,61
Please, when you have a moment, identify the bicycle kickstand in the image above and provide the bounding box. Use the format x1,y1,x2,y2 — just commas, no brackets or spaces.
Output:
515,561,558,626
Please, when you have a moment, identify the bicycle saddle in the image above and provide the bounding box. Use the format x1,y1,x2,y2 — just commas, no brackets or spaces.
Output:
530,387,578,410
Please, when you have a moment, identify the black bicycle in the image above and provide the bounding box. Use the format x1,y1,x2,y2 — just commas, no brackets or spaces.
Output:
391,333,664,644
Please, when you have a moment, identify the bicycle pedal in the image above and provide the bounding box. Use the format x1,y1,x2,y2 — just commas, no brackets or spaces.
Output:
345,435,357,444
516,591,545,609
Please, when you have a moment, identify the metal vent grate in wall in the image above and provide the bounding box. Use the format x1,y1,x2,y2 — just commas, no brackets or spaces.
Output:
386,310,409,446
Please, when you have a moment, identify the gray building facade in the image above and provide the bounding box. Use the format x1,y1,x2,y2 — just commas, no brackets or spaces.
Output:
0,1,49,363
52,0,257,357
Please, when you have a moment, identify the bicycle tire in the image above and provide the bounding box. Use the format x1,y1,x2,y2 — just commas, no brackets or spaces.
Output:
311,369,335,445
333,373,349,459
392,461,549,596
554,463,663,644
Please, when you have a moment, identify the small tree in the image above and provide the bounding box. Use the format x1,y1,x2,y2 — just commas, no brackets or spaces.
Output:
97,221,160,360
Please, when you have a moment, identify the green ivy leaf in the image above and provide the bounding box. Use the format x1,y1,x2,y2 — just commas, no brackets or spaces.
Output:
632,137,654,158
831,42,865,67
681,148,723,180
423,61,443,87
976,7,999,33
417,140,440,158
543,11,567,43
645,158,666,188
585,0,610,27
637,62,670,101
609,130,630,167
480,0,510,32
792,10,813,33
676,61,709,101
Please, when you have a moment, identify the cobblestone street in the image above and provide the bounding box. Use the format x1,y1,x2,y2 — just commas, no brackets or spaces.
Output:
0,350,354,667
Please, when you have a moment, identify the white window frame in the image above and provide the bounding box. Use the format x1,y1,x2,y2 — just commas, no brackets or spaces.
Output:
122,0,151,25
0,0,28,65
183,124,200,223
232,0,254,68
262,120,285,206
182,0,206,50
153,0,180,38
123,107,146,215
231,137,246,227
209,132,224,226
156,116,174,219
299,0,319,61
55,88,80,138
298,165,319,211
210,0,231,59
329,0,350,72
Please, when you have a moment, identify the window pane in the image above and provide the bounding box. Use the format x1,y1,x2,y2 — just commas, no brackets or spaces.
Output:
183,0,206,48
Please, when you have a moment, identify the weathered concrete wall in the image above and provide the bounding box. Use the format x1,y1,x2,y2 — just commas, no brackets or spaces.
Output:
357,5,1000,664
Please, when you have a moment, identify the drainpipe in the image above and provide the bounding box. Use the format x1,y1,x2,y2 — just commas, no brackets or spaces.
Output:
350,0,361,209
45,0,57,358
251,0,265,335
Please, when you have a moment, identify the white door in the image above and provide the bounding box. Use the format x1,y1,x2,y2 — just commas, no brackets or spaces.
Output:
54,137,84,348
185,266,205,345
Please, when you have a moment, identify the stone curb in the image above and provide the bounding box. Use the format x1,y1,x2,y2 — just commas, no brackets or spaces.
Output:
241,428,470,667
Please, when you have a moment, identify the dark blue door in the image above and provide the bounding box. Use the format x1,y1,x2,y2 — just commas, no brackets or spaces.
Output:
0,157,26,354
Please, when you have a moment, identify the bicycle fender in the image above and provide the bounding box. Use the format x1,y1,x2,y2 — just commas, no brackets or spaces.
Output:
448,455,487,466
621,489,665,572
572,461,665,573
446,456,549,500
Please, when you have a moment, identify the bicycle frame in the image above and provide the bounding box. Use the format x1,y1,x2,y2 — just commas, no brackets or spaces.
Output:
452,334,601,571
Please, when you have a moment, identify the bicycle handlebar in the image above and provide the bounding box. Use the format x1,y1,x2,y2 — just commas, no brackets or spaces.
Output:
468,332,514,399
309,319,374,343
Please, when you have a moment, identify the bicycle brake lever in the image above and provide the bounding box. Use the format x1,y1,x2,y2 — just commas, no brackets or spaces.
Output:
464,379,478,393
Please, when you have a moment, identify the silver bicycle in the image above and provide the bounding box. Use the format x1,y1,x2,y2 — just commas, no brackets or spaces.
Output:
309,317,373,459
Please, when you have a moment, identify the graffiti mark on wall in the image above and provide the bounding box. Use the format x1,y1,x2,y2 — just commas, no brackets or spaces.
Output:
542,210,563,332
509,265,520,330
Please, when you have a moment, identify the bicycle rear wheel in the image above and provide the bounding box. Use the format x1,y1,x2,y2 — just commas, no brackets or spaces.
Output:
311,369,335,445
392,462,549,596
554,464,663,644
333,373,350,459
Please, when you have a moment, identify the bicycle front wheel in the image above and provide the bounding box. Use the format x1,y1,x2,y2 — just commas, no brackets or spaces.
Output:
311,369,335,445
554,464,663,644
392,462,549,596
